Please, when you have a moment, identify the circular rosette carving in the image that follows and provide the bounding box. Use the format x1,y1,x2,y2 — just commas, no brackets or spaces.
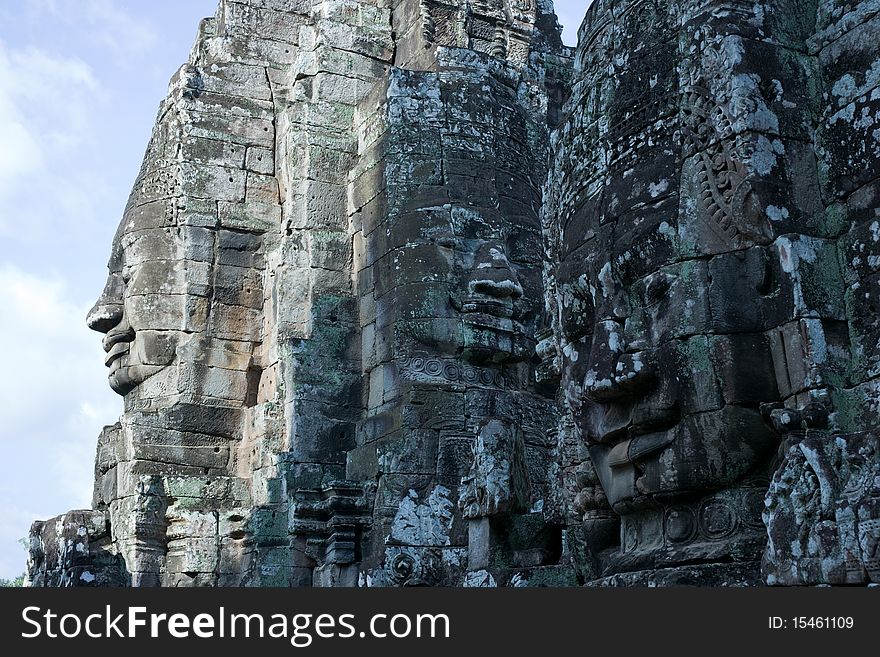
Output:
665,506,697,544
698,498,738,540
390,552,417,585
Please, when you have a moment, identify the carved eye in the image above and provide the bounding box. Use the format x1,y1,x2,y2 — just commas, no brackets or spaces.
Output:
561,281,595,341
645,275,671,307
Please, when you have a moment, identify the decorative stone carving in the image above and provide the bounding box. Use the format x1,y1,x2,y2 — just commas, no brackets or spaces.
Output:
419,0,435,43
28,0,880,588
680,82,771,249
291,481,373,587
763,432,880,585
29,0,569,588
459,418,531,520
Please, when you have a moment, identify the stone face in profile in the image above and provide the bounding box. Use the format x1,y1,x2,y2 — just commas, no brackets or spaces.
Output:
85,72,268,408
382,228,539,367
85,114,180,396
30,9,286,586
86,192,187,397
27,0,570,588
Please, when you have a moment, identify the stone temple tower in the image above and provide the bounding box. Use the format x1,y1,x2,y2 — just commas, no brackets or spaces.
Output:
28,0,880,587
26,0,573,587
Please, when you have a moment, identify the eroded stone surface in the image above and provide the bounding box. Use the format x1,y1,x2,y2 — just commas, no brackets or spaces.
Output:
28,0,571,588
27,0,880,587
763,432,880,585
543,0,880,586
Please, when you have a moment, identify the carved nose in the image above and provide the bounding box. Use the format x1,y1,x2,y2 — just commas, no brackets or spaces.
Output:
88,270,125,333
87,300,123,334
583,321,655,402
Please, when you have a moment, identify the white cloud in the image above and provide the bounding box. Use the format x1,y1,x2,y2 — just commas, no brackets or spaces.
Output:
0,263,121,578
0,263,117,435
0,40,110,243
23,0,158,60
0,46,46,193
60,401,114,504
0,119,42,182
0,507,41,579
86,0,159,59
0,2,158,238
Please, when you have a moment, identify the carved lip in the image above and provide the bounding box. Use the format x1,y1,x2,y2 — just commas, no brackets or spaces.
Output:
104,342,130,368
595,407,680,467
461,310,526,336
103,329,134,367
102,329,133,352
607,431,676,468
592,400,679,441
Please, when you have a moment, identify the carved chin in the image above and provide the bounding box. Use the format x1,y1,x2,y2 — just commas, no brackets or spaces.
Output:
109,362,167,396
462,336,528,364
462,315,533,363
108,367,138,396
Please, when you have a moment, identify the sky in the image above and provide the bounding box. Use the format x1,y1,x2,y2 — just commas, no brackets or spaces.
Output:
0,0,587,580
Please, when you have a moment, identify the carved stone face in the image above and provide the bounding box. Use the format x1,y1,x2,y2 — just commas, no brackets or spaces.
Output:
556,218,780,512
85,113,205,399
86,213,193,397
392,221,541,366
552,1,789,514
85,91,266,405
